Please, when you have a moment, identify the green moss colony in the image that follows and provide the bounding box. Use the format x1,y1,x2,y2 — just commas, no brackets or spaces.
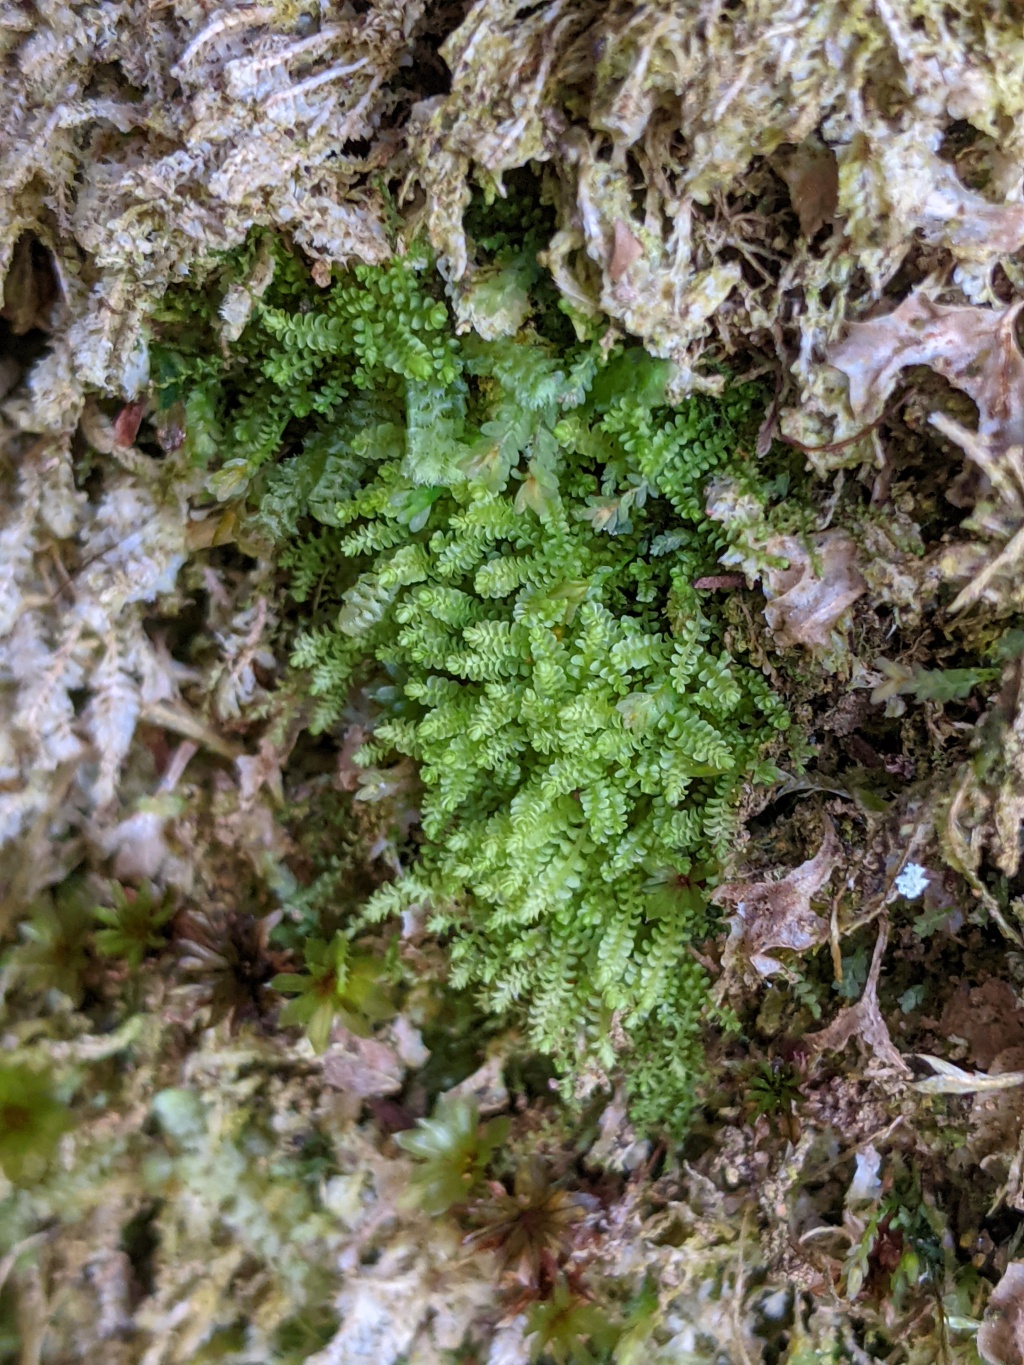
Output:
152,212,789,1132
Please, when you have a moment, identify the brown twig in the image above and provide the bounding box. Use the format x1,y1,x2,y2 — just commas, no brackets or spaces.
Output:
778,395,908,457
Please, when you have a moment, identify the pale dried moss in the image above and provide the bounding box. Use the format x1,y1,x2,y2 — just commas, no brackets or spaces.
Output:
4,0,1024,870
412,1,1024,402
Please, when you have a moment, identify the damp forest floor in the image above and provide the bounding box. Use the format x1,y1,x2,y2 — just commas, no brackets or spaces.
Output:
6,4,1024,1364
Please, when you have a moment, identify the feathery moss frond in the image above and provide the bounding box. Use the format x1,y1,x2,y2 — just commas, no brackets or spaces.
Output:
152,218,790,1132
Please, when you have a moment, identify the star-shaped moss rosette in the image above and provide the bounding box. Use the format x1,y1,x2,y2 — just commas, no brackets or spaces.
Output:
465,1156,593,1284
525,1278,619,1365
395,1095,509,1216
271,932,395,1053
6,881,93,1004
176,909,289,1031
93,880,175,969
0,1065,72,1183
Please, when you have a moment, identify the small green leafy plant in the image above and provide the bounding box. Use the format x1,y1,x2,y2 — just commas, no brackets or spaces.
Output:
395,1094,509,1215
93,880,175,969
271,932,395,1052
871,657,1000,714
0,1065,72,1183
466,1155,590,1282
747,1059,802,1119
4,881,93,1004
844,1159,947,1306
525,1278,619,1364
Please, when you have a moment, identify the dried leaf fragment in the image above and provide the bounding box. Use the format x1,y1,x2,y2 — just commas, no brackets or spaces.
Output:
444,1054,509,1117
774,137,838,239
761,533,866,648
807,922,910,1077
322,1031,404,1101
715,821,840,979
912,1055,1024,1096
917,154,1024,260
828,292,1024,454
608,219,645,283
693,574,744,591
112,400,145,450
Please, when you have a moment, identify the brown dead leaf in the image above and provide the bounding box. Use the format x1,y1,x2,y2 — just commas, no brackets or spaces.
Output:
828,292,1024,454
806,921,911,1077
693,574,745,591
112,399,146,450
940,979,1024,1070
608,219,645,283
715,821,840,979
336,724,369,793
444,1054,509,1116
774,137,838,239
236,732,286,808
761,532,866,648
311,259,333,288
979,1260,1024,1365
322,1030,404,1100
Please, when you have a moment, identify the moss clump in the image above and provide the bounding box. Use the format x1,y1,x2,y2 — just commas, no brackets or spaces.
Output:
151,217,791,1132
272,933,396,1053
396,1094,509,1216
0,1065,71,1184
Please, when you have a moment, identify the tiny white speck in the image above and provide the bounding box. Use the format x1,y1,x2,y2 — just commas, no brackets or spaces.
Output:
895,862,929,899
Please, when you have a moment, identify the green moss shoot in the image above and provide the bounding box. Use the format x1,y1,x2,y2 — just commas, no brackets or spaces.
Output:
149,210,790,1133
